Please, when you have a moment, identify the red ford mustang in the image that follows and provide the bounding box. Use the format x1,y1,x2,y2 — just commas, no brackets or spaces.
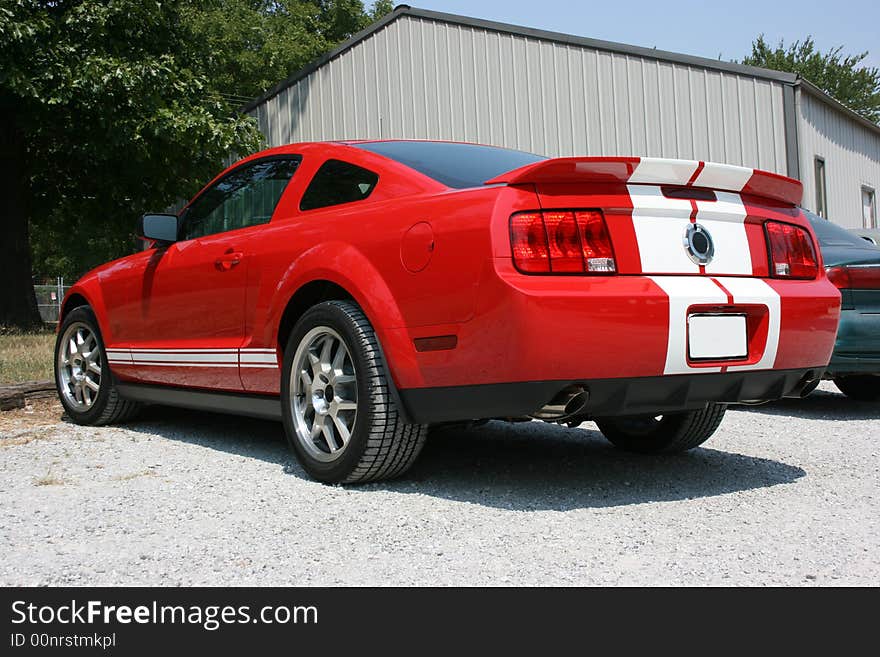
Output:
55,140,841,483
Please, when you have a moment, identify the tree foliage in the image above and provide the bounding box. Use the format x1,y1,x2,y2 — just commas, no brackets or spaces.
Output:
184,1,393,102
743,35,880,123
0,0,390,327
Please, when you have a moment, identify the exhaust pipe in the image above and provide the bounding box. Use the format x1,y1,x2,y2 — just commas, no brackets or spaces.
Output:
531,386,589,421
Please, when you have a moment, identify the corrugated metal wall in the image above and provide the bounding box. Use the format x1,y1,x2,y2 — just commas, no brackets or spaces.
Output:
250,15,789,174
797,88,880,228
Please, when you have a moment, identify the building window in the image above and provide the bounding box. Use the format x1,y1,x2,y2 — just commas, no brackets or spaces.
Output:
863,186,877,228
814,157,828,217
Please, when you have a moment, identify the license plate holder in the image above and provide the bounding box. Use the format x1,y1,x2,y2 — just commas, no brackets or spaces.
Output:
687,314,748,361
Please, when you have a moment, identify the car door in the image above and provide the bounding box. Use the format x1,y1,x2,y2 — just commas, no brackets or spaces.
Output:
103,156,301,391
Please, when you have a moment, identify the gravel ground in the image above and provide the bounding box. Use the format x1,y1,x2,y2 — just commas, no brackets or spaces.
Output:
1,381,878,586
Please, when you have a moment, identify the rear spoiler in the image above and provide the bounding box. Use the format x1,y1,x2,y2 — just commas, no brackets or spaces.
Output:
485,157,803,206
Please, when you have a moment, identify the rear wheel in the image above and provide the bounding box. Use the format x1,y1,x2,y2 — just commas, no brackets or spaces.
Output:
833,375,880,401
54,306,141,425
281,300,427,484
595,403,726,453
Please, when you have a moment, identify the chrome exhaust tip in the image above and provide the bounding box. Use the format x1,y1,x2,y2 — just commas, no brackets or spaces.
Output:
531,386,589,421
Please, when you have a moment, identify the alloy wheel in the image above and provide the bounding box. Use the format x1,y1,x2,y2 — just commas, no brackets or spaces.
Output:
290,327,359,462
57,322,103,410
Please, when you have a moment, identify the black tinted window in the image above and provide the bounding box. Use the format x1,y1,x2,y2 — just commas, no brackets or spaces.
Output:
351,140,546,188
804,210,872,248
300,159,379,211
183,157,300,240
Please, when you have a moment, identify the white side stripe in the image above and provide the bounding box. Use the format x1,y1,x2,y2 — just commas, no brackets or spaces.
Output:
240,353,279,364
106,347,279,369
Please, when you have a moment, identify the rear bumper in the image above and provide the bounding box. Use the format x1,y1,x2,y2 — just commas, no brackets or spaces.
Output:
826,306,880,376
388,260,841,390
399,368,825,423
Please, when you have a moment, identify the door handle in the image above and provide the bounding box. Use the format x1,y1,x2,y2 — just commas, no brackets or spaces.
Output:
215,249,243,271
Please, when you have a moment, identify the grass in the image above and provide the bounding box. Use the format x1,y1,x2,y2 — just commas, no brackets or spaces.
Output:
0,329,56,385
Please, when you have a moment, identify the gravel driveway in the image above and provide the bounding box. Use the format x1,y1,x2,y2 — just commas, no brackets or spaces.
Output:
1,382,878,586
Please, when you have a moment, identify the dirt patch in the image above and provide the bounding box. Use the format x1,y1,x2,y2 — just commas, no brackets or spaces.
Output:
0,398,64,435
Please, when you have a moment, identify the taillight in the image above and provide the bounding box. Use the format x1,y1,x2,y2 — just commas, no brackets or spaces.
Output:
765,221,818,279
826,265,880,290
509,210,616,274
510,212,550,273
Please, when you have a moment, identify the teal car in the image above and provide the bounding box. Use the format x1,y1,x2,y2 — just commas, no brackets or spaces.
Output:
807,211,880,400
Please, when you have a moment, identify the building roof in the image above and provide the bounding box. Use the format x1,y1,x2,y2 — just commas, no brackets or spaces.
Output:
242,4,880,139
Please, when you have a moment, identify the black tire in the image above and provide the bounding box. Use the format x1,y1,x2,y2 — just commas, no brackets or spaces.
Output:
280,300,427,484
833,375,880,401
54,306,141,425
595,403,727,454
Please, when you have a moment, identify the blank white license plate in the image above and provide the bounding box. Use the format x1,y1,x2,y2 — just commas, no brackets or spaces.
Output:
687,314,748,360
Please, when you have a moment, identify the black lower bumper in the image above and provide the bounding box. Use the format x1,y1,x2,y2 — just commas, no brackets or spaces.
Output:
398,368,825,423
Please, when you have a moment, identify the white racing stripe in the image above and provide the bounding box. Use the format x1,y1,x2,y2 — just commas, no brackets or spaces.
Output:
629,185,699,274
714,277,781,372
628,158,699,185
691,162,753,191
650,276,781,375
697,191,751,276
649,276,727,374
629,185,753,276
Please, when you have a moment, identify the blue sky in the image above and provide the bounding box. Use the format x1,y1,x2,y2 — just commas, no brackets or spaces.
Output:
411,0,879,68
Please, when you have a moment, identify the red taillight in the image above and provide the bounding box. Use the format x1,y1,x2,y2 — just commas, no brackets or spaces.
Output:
543,211,583,272
576,210,616,272
826,265,880,290
510,212,550,273
509,210,616,274
765,221,818,279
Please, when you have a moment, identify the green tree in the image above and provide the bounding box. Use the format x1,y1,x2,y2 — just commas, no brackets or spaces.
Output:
1,0,389,329
743,35,880,123
182,1,393,102
1,0,263,329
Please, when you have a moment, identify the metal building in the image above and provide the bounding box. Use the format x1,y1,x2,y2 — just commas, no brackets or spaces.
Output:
244,5,880,229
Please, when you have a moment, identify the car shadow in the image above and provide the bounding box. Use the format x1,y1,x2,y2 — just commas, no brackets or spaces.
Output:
115,406,806,512
732,387,880,420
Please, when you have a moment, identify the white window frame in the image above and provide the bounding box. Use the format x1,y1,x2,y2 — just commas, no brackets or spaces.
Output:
814,157,828,218
862,185,877,229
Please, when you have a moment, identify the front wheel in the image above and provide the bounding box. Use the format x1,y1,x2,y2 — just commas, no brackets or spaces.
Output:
834,375,880,401
281,300,427,484
595,403,727,454
54,306,141,425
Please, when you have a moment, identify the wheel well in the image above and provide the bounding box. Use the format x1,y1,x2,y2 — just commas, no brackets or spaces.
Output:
60,293,89,320
277,281,354,352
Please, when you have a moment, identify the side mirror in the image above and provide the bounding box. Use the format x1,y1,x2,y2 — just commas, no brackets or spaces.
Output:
137,213,179,244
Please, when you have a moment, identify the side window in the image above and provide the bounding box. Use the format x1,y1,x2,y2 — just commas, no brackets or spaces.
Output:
300,159,379,211
182,157,301,240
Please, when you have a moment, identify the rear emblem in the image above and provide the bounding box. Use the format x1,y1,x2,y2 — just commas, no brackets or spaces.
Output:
684,223,714,265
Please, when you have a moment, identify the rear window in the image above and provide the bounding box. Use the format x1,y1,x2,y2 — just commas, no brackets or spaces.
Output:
300,159,378,211
351,141,546,189
804,210,872,248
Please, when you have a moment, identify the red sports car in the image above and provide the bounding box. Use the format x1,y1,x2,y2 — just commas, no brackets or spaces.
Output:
55,140,841,483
